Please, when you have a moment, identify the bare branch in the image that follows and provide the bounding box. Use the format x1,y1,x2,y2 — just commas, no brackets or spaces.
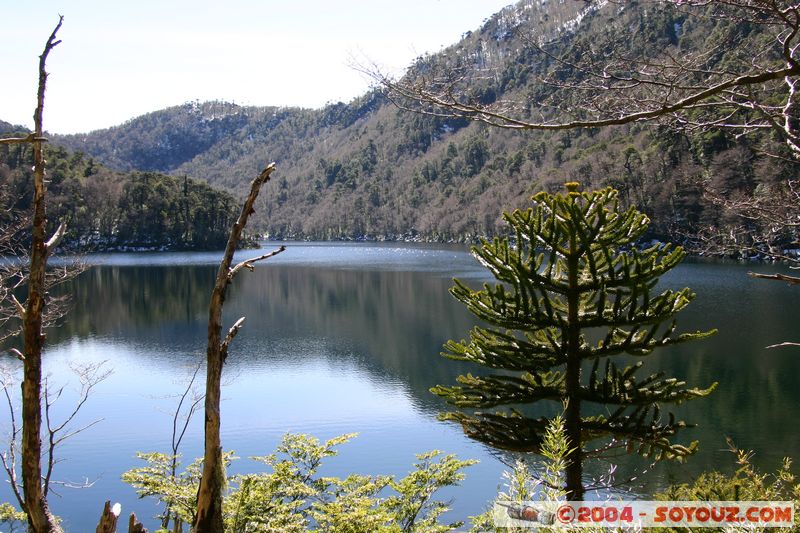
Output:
766,341,800,348
159,364,204,529
49,477,97,490
51,419,105,447
219,317,246,362
228,245,286,280
0,134,49,145
373,59,796,126
11,295,26,320
0,376,24,510
748,271,800,284
171,364,204,459
44,221,67,257
364,1,800,154
51,361,112,436
43,361,111,499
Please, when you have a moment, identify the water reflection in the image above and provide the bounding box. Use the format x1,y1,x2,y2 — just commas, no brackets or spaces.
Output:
648,260,800,488
54,263,483,411
3,246,799,529
53,253,800,476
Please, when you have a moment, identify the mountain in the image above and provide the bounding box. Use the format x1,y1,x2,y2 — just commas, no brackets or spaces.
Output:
0,120,18,134
51,0,800,247
55,101,253,173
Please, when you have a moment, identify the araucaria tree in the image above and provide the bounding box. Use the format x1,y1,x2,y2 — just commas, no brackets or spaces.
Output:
432,184,716,500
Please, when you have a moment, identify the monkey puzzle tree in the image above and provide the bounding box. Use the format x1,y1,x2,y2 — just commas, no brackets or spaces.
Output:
432,184,717,500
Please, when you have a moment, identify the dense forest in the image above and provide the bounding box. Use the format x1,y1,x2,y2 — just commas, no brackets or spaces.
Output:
38,0,797,256
0,131,242,251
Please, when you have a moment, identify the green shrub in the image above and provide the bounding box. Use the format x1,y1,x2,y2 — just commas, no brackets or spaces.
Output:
123,433,476,532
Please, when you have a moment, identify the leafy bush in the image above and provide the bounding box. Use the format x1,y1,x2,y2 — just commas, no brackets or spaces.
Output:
656,438,800,531
123,433,476,532
472,421,800,533
0,502,27,532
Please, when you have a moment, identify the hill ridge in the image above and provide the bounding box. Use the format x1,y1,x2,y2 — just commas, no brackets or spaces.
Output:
35,0,800,252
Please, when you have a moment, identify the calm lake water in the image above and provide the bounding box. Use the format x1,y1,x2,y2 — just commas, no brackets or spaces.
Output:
1,242,799,531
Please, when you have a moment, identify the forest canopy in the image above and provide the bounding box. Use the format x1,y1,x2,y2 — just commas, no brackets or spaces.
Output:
0,135,243,251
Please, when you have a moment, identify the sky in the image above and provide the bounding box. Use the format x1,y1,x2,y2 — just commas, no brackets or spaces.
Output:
1,1,513,134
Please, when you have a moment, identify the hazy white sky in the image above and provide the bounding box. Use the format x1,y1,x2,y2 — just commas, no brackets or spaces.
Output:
1,1,512,134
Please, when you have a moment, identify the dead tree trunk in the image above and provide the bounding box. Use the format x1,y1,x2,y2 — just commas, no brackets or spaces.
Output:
193,164,284,532
96,501,120,533
95,502,147,533
128,513,147,533
19,17,64,533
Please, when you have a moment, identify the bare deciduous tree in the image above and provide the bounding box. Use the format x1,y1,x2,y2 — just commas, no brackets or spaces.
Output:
193,164,285,532
161,365,204,531
0,16,69,533
1,16,92,532
1,362,110,518
690,177,800,266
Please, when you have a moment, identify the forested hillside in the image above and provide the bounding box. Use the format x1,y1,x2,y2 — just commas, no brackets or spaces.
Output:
0,129,242,251
50,0,800,250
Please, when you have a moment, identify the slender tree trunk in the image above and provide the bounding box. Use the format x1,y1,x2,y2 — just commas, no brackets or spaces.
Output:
564,233,584,501
20,18,63,533
193,165,280,532
193,285,226,532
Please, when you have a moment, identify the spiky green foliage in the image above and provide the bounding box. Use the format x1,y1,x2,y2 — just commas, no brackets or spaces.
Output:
432,185,716,495
655,439,800,532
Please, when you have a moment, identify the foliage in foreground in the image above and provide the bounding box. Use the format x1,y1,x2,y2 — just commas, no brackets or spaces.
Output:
473,416,800,533
470,413,640,533
4,423,800,532
0,502,27,532
122,432,476,533
656,439,800,532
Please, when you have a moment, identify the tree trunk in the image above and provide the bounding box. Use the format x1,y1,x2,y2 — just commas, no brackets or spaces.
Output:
21,100,53,533
20,18,64,533
96,501,120,533
193,284,226,532
193,165,278,532
564,233,584,501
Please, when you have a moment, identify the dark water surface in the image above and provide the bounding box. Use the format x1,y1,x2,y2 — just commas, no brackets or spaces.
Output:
2,242,798,530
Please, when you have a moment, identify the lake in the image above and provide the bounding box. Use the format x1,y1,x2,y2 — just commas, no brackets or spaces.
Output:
1,242,799,531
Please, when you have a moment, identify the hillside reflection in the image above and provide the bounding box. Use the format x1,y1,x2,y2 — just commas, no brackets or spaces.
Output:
54,264,482,413
51,257,800,488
